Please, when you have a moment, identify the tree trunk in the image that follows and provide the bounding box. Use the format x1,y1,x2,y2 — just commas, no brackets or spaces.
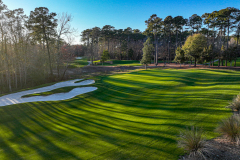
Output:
213,25,215,47
227,19,230,50
168,35,170,63
60,65,69,81
44,32,53,77
237,32,239,48
180,29,182,47
4,37,11,92
91,44,94,66
207,23,209,45
155,33,158,66
194,57,197,67
176,29,178,48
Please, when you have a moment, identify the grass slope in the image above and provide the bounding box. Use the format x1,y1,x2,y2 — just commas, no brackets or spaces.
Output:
0,69,238,159
69,57,89,68
93,60,168,66
93,60,142,66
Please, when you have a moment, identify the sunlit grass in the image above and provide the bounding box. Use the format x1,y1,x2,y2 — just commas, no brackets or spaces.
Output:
93,59,169,66
93,59,142,66
0,68,238,159
68,57,89,68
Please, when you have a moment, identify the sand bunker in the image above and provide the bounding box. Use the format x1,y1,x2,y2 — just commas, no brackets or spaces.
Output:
0,79,97,107
76,57,82,60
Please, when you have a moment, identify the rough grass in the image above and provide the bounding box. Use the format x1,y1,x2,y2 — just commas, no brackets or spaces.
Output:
178,127,212,160
216,115,240,143
0,69,238,159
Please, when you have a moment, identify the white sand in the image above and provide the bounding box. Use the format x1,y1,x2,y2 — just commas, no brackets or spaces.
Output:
76,57,82,59
0,79,97,107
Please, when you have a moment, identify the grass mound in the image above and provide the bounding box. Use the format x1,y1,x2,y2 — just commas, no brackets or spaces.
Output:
0,69,238,159
93,60,142,66
69,57,89,68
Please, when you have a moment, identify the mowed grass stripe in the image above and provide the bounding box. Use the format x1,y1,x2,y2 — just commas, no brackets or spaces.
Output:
0,68,238,159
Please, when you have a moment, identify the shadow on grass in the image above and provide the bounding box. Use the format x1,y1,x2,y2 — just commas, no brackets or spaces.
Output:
0,69,238,159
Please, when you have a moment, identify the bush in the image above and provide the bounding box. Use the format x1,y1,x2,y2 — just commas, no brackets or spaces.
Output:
227,94,240,114
216,115,240,145
178,126,212,160
101,50,110,64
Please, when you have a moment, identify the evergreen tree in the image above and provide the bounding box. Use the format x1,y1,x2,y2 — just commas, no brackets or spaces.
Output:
101,50,110,65
144,14,162,65
174,47,185,67
141,38,154,69
28,7,57,77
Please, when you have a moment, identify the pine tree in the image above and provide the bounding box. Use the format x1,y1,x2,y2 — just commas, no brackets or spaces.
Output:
141,38,154,69
101,50,110,65
28,7,57,77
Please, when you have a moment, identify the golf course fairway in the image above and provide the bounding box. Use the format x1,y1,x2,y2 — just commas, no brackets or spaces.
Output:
0,68,238,160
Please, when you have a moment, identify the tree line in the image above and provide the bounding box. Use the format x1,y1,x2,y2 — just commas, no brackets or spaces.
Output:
1,2,240,94
81,26,146,65
172,7,240,67
0,0,78,94
82,7,240,67
139,7,240,67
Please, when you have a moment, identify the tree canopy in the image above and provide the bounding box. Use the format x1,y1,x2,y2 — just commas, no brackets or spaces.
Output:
182,34,207,66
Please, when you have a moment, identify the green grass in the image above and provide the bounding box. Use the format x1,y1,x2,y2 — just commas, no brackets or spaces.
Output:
94,60,142,66
93,60,169,66
0,69,238,159
68,57,89,68
213,58,240,67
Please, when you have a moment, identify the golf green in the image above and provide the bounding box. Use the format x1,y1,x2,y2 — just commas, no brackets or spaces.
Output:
0,69,238,159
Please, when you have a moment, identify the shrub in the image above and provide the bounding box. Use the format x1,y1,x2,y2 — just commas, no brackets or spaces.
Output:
216,115,240,145
227,95,240,114
178,126,212,160
101,50,110,64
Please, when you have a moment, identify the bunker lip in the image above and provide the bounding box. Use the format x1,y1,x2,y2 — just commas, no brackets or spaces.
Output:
0,79,97,107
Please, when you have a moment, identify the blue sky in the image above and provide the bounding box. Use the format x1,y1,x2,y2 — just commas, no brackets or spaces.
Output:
6,0,240,44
